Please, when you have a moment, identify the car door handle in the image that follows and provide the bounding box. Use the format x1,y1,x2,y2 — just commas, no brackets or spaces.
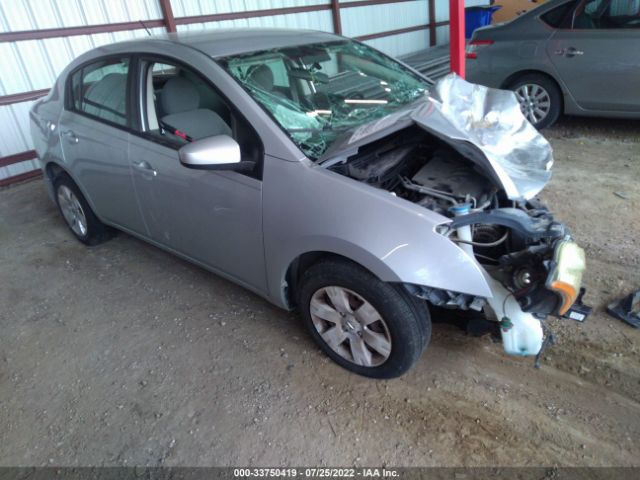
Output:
556,47,584,58
132,160,157,177
62,130,79,144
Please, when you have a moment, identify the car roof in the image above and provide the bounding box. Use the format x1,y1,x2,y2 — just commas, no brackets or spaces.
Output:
124,28,343,58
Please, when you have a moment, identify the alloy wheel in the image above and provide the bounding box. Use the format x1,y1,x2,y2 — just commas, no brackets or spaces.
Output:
309,286,392,367
514,83,551,126
57,185,88,237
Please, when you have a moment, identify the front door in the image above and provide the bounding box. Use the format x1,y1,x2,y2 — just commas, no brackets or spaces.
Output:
128,58,267,293
546,0,640,112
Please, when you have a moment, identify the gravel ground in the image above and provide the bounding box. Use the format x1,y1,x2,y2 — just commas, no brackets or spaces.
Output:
0,117,639,467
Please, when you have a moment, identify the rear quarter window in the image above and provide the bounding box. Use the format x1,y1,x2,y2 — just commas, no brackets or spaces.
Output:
541,0,577,27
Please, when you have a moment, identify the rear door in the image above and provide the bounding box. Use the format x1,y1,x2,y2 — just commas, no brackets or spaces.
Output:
58,56,147,234
546,0,640,112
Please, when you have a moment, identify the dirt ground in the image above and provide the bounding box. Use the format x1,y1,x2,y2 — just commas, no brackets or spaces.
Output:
1,117,639,467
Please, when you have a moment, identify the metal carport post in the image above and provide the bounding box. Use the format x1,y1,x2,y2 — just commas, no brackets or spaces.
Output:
449,0,466,77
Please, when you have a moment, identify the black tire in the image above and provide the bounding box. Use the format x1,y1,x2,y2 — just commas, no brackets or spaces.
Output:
508,73,562,129
298,259,431,378
53,173,113,246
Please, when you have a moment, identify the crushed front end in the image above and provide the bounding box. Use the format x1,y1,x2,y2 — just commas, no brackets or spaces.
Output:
325,74,589,359
439,201,587,357
327,126,589,358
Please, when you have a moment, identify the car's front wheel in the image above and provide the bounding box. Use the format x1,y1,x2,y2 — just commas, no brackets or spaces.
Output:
298,259,431,378
509,73,562,129
54,173,113,245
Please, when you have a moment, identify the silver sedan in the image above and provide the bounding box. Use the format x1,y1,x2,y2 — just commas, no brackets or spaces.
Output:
30,28,586,377
466,0,640,128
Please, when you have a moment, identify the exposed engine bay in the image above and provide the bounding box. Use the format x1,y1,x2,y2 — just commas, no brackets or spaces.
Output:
328,126,587,359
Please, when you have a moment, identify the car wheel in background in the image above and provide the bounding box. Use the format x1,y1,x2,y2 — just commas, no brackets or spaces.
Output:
54,173,113,246
508,73,562,129
298,259,431,378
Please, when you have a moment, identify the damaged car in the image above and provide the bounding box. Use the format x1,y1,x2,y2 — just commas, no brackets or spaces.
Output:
30,29,587,378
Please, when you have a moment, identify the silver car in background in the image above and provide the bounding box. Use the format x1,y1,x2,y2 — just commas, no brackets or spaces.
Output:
30,29,587,378
466,0,640,128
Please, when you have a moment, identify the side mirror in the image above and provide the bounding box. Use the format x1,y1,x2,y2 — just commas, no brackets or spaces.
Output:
179,135,249,171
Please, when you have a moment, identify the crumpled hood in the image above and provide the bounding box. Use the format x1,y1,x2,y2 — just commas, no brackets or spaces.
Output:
327,74,554,201
411,74,553,201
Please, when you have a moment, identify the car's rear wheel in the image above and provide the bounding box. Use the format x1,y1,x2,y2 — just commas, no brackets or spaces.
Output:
298,259,431,378
508,74,561,129
54,174,113,245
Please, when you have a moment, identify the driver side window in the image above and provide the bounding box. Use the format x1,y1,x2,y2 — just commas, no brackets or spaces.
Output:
138,59,263,178
142,61,232,144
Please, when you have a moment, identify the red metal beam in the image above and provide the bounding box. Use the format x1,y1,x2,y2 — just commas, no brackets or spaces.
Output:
0,150,37,168
0,150,40,188
340,0,414,8
355,21,448,41
0,0,451,108
428,0,436,46
355,24,426,41
0,1,424,43
0,19,453,110
331,0,343,35
449,0,465,77
158,0,177,33
0,20,165,43
0,169,42,187
0,89,49,107
174,4,331,26
358,22,435,41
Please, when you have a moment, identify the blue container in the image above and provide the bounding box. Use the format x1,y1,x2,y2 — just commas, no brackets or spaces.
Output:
465,6,501,39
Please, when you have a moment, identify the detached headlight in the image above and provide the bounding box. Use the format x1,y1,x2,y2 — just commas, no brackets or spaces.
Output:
546,240,586,315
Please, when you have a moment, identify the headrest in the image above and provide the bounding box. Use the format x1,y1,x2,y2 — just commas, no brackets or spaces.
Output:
85,73,126,95
160,77,200,114
246,64,274,91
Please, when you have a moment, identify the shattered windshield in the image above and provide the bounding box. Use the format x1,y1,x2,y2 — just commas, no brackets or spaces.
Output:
219,41,429,159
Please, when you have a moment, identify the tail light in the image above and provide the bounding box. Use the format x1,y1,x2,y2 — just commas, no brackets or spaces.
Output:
465,40,494,59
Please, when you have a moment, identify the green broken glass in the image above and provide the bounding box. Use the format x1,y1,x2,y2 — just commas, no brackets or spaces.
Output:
219,40,430,159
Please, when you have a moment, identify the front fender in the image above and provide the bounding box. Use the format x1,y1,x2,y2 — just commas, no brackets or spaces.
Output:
263,157,492,309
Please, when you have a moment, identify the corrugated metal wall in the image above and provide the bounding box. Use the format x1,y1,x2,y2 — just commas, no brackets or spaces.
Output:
0,2,164,94
174,0,335,37
0,0,486,184
342,0,428,57
0,0,165,181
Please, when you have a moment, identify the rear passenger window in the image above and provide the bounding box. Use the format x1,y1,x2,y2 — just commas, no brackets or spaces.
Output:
570,0,640,29
69,57,130,126
541,1,577,27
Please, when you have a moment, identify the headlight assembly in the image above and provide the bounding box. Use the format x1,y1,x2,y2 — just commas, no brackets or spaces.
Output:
546,240,586,315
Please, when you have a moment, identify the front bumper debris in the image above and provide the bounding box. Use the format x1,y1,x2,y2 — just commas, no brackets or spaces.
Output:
607,289,640,328
481,268,544,357
561,288,592,323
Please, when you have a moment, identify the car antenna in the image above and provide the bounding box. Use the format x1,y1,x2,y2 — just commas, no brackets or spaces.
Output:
139,20,151,36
